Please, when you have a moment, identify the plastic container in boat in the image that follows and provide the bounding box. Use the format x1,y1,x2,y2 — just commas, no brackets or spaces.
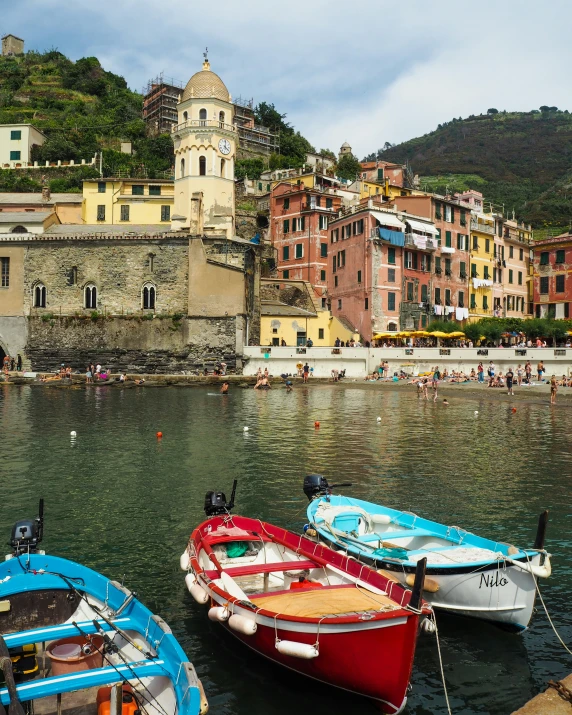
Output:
47,635,104,676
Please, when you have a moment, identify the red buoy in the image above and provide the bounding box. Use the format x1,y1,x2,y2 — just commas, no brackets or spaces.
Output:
511,408,517,414
314,421,320,428
156,431,163,439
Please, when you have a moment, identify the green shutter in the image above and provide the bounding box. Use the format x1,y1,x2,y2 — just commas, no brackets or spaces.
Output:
451,206,455,223
445,231,451,247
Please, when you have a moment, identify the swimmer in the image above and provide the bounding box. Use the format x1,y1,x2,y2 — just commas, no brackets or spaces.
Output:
443,399,449,406
221,381,229,394
285,380,293,392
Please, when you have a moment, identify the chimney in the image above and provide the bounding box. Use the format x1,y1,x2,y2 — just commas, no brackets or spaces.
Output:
42,186,51,202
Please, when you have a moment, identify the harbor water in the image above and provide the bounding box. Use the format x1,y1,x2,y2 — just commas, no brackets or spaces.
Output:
1,383,570,714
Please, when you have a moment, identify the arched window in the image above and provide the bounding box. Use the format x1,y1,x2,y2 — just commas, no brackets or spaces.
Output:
142,283,156,310
199,156,206,176
33,283,46,308
11,225,27,233
219,111,225,128
220,158,225,178
84,284,97,310
199,108,207,126
180,158,185,178
183,111,188,121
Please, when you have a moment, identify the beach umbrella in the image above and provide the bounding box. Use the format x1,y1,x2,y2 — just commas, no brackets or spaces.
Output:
429,331,449,338
412,330,431,337
447,331,465,338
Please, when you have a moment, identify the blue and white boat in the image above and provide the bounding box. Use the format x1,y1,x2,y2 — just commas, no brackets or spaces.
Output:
0,501,207,715
304,477,551,631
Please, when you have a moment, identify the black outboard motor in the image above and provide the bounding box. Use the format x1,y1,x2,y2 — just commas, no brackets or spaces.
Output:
9,499,44,556
303,475,353,501
204,480,237,517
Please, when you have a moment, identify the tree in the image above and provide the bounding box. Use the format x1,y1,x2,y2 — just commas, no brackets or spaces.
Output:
427,320,463,334
336,153,363,181
479,318,504,344
254,102,290,133
463,322,484,344
487,108,498,114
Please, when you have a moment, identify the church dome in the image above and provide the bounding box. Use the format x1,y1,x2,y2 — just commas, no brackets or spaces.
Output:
181,60,230,102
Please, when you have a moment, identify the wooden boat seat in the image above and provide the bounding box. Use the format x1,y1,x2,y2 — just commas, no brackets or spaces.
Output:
204,559,319,580
359,528,435,543
250,585,399,618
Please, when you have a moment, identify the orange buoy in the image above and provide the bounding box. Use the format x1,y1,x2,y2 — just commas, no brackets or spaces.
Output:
314,421,320,428
511,407,517,413
156,431,163,439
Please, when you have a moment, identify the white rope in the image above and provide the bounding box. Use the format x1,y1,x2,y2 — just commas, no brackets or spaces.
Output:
432,611,453,715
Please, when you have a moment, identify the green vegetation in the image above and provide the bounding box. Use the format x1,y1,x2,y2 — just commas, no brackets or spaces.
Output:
371,109,572,228
429,317,571,345
336,153,363,181
0,50,173,188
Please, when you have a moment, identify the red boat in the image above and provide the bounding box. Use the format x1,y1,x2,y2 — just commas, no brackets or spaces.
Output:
180,484,432,714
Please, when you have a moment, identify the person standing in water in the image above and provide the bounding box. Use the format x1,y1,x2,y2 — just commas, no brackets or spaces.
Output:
221,381,229,394
550,375,558,404
506,367,515,396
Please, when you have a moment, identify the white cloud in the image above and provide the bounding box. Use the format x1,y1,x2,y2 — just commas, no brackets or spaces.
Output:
3,0,572,157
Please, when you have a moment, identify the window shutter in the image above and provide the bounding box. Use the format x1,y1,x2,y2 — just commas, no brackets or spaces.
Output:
451,206,455,223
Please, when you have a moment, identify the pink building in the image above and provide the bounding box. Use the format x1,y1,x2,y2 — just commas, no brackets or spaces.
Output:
327,200,405,339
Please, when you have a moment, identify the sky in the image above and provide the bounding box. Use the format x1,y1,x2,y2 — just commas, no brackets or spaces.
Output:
3,0,572,158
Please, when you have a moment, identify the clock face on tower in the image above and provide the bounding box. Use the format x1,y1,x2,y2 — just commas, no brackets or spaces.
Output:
218,138,231,155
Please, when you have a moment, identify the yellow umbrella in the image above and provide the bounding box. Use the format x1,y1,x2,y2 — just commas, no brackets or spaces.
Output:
373,332,395,339
447,331,465,338
397,331,413,337
567,330,572,336
412,330,431,337
429,331,449,338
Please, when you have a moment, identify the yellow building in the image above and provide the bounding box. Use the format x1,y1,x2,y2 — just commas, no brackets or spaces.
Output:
261,301,356,346
82,178,174,225
351,178,412,201
469,212,495,319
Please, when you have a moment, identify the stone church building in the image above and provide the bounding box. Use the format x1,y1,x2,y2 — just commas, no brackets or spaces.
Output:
0,60,261,373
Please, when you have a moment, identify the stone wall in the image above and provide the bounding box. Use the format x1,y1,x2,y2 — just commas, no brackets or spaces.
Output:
24,239,189,316
27,315,239,373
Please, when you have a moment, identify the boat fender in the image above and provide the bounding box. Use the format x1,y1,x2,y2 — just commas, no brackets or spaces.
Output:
185,572,197,590
275,640,319,659
420,618,436,634
189,582,209,605
180,551,191,571
405,574,440,593
198,678,209,715
228,614,257,635
208,606,230,622
377,569,401,583
507,545,519,555
305,528,317,538
370,514,392,526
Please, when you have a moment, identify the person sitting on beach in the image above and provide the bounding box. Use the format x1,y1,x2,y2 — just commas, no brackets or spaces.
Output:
118,373,126,382
134,378,145,385
469,368,477,380
40,373,62,382
255,376,271,390
331,368,339,382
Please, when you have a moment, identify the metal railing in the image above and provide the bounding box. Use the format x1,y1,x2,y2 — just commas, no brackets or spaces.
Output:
172,120,237,133
470,217,495,234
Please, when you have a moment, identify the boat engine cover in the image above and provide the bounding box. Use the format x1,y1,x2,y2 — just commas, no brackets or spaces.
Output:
303,475,330,501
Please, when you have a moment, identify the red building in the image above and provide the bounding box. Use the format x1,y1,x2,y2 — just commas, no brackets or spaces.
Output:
360,160,407,187
393,195,471,323
532,233,572,319
271,182,342,288
326,199,405,339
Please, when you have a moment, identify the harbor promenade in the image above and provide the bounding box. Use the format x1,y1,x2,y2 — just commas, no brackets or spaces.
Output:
243,346,572,379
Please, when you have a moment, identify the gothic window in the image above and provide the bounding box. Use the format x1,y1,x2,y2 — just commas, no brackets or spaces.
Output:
180,158,185,178
183,111,188,121
33,283,46,308
199,156,206,176
84,284,97,309
199,108,207,125
142,283,156,310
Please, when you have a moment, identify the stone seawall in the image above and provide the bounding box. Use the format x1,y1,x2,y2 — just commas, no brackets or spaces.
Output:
27,315,241,373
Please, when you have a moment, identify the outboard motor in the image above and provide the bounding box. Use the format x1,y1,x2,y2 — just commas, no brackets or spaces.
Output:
303,475,353,502
204,480,237,517
9,499,44,557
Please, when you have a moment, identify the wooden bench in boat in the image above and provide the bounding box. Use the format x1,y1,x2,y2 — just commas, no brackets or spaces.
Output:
250,585,399,618
358,528,436,543
204,559,319,580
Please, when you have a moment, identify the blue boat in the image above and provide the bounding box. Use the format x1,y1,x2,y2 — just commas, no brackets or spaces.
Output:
0,501,207,715
303,477,551,630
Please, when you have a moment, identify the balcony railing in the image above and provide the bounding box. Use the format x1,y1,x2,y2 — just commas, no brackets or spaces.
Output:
302,203,335,212
172,119,237,133
470,217,495,234
404,233,437,251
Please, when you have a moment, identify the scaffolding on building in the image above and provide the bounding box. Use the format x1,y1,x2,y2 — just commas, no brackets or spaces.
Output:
233,96,280,155
143,74,184,136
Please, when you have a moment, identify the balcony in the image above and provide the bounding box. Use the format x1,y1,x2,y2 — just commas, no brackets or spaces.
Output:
470,217,495,235
301,202,335,212
172,119,237,133
404,233,437,251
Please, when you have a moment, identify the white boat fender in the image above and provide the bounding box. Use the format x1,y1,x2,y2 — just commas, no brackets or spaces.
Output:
504,555,552,579
185,572,198,590
188,579,209,604
275,640,319,659
228,614,257,635
180,550,191,571
208,606,230,622
370,514,392,526
420,617,436,634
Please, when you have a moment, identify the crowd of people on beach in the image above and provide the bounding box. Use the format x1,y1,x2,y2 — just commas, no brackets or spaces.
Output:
2,354,23,375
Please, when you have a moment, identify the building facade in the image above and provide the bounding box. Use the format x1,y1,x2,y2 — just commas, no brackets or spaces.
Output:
171,59,236,237
468,212,495,320
326,202,406,339
532,233,572,319
1,34,24,56
0,124,46,168
271,182,342,288
143,76,184,136
500,218,533,317
82,179,174,225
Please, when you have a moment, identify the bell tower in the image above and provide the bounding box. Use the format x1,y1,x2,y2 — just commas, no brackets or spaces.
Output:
172,55,236,237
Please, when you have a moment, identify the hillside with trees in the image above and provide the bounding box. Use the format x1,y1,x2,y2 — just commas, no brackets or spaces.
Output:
367,108,572,230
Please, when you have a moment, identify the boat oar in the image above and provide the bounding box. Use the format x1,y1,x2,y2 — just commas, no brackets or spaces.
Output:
0,636,25,715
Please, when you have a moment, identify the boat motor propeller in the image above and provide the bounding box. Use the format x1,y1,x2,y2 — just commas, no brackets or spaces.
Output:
303,475,352,501
9,499,44,556
204,480,237,517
